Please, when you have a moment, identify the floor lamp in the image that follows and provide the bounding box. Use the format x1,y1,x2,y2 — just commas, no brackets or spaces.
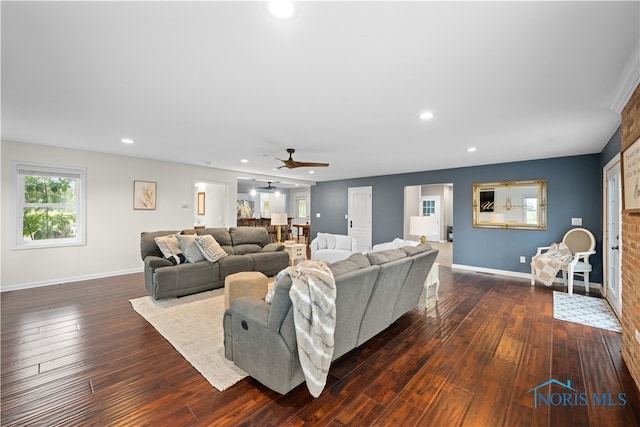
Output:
271,213,288,244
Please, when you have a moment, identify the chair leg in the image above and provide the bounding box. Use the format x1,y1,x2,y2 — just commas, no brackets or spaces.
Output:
567,269,574,295
584,272,590,293
531,265,536,286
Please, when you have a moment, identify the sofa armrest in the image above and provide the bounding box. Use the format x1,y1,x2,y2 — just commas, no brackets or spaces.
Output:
144,255,173,269
262,243,284,252
230,296,270,326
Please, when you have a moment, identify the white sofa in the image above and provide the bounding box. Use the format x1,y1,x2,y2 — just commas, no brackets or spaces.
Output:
372,238,419,252
310,232,357,264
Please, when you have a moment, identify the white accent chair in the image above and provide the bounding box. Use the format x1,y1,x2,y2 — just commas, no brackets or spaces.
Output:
531,228,596,294
310,232,357,264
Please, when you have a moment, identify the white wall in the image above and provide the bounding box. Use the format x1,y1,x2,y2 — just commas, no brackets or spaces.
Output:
1,141,239,290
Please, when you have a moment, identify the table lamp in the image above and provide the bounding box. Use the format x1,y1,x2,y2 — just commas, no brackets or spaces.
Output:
271,213,288,244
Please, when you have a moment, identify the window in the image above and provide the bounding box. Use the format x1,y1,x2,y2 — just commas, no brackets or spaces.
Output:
14,162,86,249
297,198,307,218
422,199,435,216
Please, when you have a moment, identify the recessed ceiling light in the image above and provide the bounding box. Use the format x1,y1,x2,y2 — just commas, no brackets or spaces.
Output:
466,147,477,152
121,138,134,144
419,111,434,120
240,159,249,163
308,170,315,174
266,1,296,19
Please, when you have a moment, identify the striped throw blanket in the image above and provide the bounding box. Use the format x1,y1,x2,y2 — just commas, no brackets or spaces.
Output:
531,242,573,286
268,260,336,397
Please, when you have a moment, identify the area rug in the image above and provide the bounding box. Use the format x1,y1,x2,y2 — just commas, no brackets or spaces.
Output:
129,289,247,391
553,291,622,333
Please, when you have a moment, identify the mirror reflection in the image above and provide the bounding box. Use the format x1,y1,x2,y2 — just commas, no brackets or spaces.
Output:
473,179,547,230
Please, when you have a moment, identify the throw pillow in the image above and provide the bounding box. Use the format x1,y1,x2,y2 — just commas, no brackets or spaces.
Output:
325,233,337,249
316,232,328,249
154,234,186,264
176,234,206,263
195,235,228,262
335,235,353,251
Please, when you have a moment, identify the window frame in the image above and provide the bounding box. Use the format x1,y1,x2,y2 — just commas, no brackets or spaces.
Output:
13,161,87,250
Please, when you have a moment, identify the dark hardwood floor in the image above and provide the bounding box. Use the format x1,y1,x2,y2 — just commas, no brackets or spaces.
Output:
2,268,639,426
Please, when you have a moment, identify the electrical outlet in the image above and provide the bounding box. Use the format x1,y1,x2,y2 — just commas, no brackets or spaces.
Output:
636,329,640,344
519,256,526,264
571,217,582,226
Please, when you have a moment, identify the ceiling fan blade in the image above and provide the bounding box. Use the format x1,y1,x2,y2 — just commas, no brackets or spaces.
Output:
263,154,285,161
286,161,330,168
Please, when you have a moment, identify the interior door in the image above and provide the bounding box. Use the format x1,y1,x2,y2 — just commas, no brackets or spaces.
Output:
421,196,441,241
348,186,372,251
605,157,622,317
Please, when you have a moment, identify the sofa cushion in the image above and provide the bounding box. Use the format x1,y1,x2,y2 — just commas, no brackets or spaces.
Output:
328,253,371,276
217,255,254,278
366,249,407,265
262,243,285,252
234,244,264,255
248,251,290,277
176,234,206,263
196,228,235,254
335,235,353,251
230,227,270,247
401,243,432,256
195,235,228,262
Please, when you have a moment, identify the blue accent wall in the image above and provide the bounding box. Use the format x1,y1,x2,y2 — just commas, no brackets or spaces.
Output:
311,152,608,282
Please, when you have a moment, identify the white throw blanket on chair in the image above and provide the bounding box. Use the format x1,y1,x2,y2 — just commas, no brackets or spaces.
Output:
267,259,336,397
531,242,573,286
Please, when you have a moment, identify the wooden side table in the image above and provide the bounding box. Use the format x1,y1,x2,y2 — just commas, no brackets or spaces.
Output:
284,243,307,266
424,262,439,309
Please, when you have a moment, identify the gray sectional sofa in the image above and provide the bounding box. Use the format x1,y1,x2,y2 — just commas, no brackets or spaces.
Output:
140,227,290,299
223,243,438,395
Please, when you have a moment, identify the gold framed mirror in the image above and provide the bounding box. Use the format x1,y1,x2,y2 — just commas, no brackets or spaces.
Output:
472,179,547,230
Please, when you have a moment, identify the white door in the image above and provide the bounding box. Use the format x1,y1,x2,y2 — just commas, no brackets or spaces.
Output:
605,157,622,318
348,186,372,251
420,196,441,242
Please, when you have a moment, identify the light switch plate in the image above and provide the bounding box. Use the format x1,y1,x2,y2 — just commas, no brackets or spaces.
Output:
571,217,582,226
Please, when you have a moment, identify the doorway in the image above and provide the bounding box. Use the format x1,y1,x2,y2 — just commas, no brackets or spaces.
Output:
604,155,622,318
194,181,228,228
404,183,453,266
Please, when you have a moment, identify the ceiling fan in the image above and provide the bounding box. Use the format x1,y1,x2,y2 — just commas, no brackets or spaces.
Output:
265,148,329,169
258,181,278,191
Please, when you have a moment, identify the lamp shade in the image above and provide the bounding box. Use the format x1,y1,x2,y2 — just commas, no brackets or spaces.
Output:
410,215,438,239
271,213,288,226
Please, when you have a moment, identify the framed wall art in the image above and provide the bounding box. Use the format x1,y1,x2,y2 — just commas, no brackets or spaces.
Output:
622,136,640,214
133,180,157,210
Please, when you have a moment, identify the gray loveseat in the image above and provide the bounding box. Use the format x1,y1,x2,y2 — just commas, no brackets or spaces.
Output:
223,244,438,395
140,227,290,300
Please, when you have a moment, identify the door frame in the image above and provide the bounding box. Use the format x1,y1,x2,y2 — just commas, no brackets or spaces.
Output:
603,154,622,318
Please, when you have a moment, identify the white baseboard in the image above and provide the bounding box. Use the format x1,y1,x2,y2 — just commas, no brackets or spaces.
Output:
450,263,602,291
1,268,143,293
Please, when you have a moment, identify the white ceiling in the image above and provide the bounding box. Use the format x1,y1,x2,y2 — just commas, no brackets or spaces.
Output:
2,1,639,183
